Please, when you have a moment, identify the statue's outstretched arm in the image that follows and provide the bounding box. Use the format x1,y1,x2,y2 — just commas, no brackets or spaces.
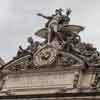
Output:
37,13,52,19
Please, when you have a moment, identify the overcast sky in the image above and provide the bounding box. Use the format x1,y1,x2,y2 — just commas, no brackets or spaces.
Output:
0,0,100,62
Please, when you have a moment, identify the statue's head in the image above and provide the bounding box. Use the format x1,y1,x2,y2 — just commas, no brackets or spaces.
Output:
66,8,72,16
19,45,22,49
27,37,34,44
55,8,63,15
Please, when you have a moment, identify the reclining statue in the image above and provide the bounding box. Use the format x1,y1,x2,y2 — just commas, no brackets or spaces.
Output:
15,37,39,59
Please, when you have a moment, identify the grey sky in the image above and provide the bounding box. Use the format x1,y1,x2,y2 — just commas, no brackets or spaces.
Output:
0,0,100,62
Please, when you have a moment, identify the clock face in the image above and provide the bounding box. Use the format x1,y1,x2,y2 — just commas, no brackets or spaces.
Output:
33,45,57,67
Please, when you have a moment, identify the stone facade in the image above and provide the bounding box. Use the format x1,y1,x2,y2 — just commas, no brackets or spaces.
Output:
0,8,100,99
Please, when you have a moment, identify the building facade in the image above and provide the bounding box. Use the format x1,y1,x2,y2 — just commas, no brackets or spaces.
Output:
0,9,100,100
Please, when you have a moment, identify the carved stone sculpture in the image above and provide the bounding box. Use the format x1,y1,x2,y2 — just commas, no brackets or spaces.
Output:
37,8,71,44
1,8,100,72
0,9,100,99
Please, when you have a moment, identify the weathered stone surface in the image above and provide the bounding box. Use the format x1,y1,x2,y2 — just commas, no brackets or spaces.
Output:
0,8,100,99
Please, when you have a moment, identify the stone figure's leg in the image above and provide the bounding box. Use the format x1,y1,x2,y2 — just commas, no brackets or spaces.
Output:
56,32,63,41
48,23,57,44
56,24,65,43
48,27,52,44
53,24,58,33
48,23,64,44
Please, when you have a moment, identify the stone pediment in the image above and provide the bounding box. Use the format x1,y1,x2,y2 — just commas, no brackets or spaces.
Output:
1,45,85,73
1,41,100,73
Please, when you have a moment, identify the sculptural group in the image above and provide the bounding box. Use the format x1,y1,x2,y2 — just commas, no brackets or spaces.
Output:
1,8,100,71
